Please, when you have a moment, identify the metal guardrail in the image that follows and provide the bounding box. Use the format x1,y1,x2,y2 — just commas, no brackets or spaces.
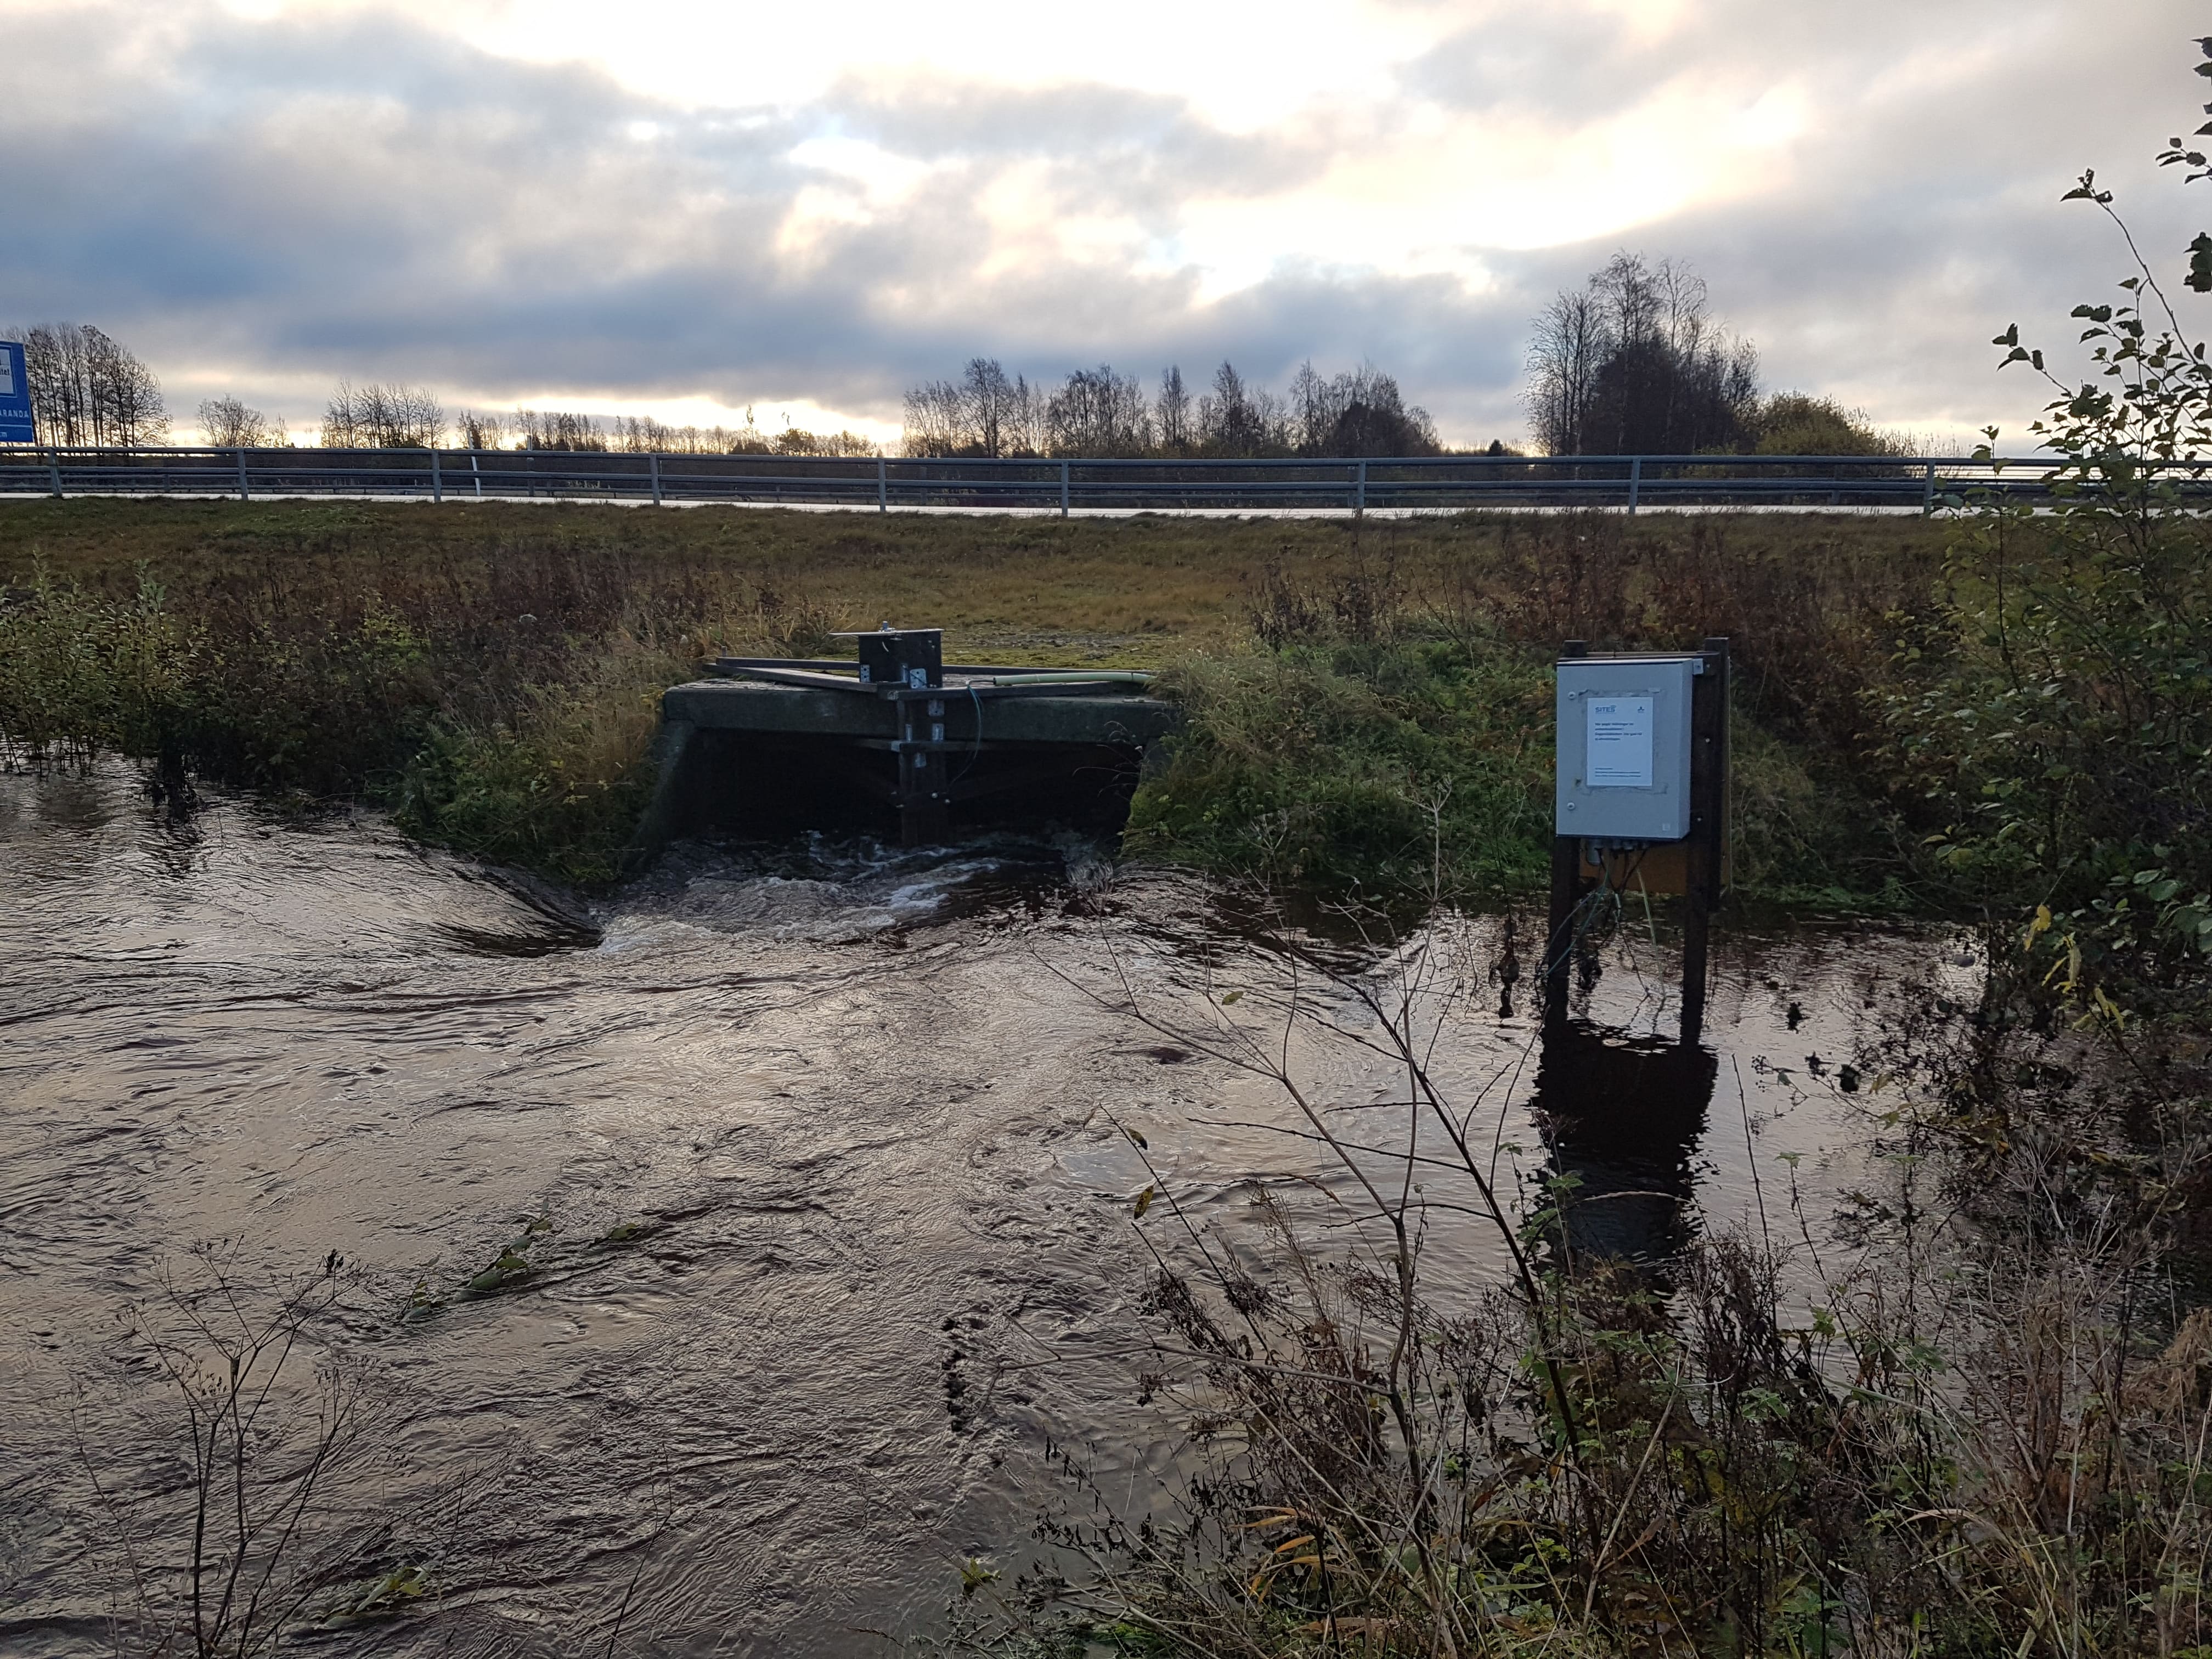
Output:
0,445,2183,513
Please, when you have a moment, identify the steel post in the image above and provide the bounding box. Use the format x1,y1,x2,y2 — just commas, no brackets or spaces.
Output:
1356,459,1367,517
1059,459,1070,518
48,447,62,498
1922,459,1937,515
877,454,887,513
1627,455,1642,515
430,448,442,503
1678,635,1731,1048
1544,639,1590,1028
236,448,249,501
649,451,663,506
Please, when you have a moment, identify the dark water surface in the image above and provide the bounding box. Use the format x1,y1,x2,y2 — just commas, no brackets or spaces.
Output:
0,769,1968,1655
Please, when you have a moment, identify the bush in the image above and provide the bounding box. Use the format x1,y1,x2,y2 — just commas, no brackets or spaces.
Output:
1126,640,1554,897
0,539,725,885
1889,70,2212,1018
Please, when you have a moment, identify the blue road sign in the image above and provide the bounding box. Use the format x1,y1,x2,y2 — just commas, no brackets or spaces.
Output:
0,342,33,443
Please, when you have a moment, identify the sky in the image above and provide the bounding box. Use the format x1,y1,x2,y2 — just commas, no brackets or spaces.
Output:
1,0,2204,450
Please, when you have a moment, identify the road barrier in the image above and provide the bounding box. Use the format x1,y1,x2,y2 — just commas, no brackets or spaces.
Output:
0,445,2180,514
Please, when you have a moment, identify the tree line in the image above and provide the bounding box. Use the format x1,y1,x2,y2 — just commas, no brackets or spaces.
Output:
322,385,879,455
2,323,169,446
899,358,1444,459
331,390,881,455
12,271,1906,459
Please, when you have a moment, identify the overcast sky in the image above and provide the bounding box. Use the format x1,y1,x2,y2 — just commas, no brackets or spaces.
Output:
2,0,2204,448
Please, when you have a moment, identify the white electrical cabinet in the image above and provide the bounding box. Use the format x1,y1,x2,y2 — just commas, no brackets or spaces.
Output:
1554,656,1697,842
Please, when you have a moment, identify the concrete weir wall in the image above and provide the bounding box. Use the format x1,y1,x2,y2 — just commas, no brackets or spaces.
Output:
633,678,1181,856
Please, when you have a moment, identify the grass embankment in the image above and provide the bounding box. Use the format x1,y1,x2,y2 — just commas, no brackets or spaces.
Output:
1125,514,1937,905
0,498,1944,899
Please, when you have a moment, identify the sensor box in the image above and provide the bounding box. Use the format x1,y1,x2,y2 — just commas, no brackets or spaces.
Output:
851,628,944,689
1555,655,1697,842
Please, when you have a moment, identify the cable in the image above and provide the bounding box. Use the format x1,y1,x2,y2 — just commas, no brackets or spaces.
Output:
949,682,985,790
1536,841,1650,988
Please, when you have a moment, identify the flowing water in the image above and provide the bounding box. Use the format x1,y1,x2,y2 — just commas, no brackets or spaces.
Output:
0,767,1971,1655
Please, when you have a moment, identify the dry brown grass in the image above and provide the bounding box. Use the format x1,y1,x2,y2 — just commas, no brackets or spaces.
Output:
0,498,1949,668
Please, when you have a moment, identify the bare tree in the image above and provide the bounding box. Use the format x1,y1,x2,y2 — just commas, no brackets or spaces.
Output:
901,376,967,456
510,408,602,451
1155,365,1192,454
1198,360,1285,456
901,358,1042,456
320,382,443,448
456,409,506,450
963,357,1017,458
4,323,170,445
198,396,283,448
1526,288,1605,457
1046,364,1152,456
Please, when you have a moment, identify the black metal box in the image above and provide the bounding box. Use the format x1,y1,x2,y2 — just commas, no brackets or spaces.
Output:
854,628,943,689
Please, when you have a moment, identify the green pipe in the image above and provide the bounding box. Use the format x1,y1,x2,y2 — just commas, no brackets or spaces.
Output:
982,670,1154,687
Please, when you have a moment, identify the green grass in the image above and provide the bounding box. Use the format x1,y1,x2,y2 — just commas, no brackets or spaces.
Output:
1126,640,1556,896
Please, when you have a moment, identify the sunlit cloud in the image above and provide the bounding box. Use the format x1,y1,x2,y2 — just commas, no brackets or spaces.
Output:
4,0,2205,448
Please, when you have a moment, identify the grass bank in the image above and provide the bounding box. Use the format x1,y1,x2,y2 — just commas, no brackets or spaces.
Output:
1126,514,1937,906
0,498,1944,896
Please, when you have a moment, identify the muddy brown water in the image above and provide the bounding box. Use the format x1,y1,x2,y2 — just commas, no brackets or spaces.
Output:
0,767,1972,1655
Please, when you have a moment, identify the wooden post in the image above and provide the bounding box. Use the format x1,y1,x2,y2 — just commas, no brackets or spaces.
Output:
1544,639,1590,1027
1678,635,1731,1047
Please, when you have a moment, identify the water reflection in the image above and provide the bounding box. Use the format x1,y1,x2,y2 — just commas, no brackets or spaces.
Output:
1531,1020,1718,1265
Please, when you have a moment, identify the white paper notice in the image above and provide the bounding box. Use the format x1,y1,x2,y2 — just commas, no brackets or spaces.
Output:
1587,696,1654,788
0,352,12,396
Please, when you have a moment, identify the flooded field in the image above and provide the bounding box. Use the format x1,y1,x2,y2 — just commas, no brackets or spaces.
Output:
0,768,1962,1655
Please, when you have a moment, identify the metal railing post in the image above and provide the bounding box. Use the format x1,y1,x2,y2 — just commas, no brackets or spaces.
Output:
1356,459,1367,517
235,448,249,500
877,454,888,513
1059,459,1070,517
430,448,443,503
1922,459,1937,516
471,449,482,499
1627,455,1642,515
649,452,663,506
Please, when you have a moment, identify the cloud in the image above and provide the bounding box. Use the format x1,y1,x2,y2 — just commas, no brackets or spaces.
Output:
0,0,2203,446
